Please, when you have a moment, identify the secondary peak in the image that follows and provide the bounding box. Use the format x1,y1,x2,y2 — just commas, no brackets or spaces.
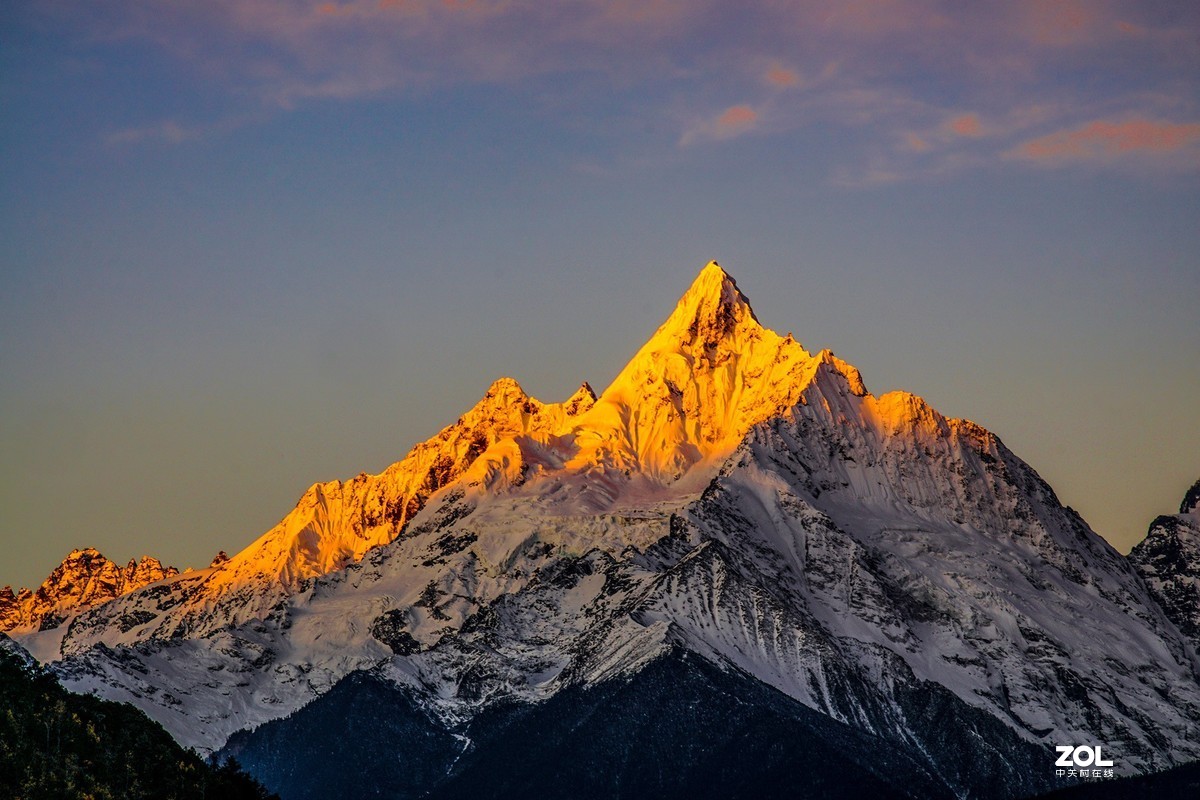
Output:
483,377,529,399
570,381,597,402
1183,478,1200,516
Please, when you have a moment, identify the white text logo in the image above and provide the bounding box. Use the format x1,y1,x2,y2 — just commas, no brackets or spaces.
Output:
1055,745,1113,768
1054,745,1116,780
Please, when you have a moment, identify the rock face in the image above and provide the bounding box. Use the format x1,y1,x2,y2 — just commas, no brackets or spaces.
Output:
210,375,598,593
558,261,826,483
0,549,178,633
1129,479,1200,648
11,262,1200,798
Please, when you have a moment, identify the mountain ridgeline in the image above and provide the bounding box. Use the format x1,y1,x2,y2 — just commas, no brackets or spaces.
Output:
7,263,1199,799
1129,478,1200,650
0,549,179,633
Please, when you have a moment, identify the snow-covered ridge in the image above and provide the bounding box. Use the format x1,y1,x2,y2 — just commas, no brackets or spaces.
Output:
30,376,600,649
211,375,598,592
0,548,179,633
1130,478,1200,647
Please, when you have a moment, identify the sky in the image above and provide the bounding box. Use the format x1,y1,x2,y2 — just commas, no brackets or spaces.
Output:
1,1,1198,589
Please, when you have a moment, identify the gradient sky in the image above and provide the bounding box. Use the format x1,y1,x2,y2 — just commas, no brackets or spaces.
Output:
2,1,1198,589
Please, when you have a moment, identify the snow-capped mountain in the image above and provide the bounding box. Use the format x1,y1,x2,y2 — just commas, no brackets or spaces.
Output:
0,548,178,633
218,374,598,591
11,262,1200,798
1129,479,1200,650
21,377,599,650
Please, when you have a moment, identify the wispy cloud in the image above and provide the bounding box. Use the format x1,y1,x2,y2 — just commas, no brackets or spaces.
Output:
715,105,757,134
50,1,1200,181
1015,0,1105,46
904,133,931,152
104,113,261,147
1010,118,1200,164
106,121,198,146
764,64,800,88
945,113,984,138
70,0,713,103
680,104,759,146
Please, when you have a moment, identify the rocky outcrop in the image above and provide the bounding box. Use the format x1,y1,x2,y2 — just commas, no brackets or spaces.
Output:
1129,479,1200,648
0,548,178,632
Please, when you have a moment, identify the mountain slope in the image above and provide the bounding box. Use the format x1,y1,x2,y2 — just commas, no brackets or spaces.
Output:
1129,478,1200,650
14,262,1200,798
222,649,1042,800
31,263,821,654
217,376,598,591
683,406,1199,773
27,378,599,653
1034,759,1200,799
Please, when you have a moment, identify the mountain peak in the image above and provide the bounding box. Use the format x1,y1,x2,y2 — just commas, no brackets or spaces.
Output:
563,382,597,416
695,258,731,283
565,261,816,482
1182,478,1200,516
663,260,760,343
1130,477,1200,643
456,378,537,424
483,376,528,399
206,372,602,591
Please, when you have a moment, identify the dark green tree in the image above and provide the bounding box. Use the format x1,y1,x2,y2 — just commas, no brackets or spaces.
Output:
0,646,276,799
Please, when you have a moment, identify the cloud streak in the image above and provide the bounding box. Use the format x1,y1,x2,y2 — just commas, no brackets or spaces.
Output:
106,121,197,146
715,105,757,133
680,104,760,146
765,64,800,88
1011,118,1200,164
945,113,983,138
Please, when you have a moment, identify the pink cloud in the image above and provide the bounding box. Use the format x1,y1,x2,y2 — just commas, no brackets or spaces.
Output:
1012,118,1200,162
680,104,760,145
904,133,931,152
63,0,1200,184
945,113,983,137
716,105,757,132
765,64,799,88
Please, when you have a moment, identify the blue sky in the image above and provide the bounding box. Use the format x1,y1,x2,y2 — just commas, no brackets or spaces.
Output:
2,1,1198,588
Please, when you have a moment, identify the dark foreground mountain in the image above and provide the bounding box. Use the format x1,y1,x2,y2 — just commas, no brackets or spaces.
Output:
1032,759,1200,800
221,648,1048,800
0,636,274,800
9,263,1200,799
